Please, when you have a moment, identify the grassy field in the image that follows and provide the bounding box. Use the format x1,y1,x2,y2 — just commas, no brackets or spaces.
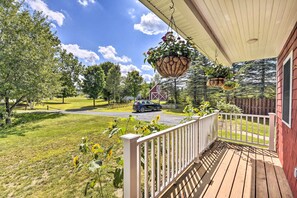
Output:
14,96,187,115
0,112,165,197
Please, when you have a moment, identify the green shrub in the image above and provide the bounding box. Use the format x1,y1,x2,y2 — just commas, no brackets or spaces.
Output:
216,100,242,113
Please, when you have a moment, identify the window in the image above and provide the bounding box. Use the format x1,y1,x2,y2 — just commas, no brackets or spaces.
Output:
282,51,293,127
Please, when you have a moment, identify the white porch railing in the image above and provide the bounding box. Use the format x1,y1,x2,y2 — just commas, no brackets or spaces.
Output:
121,111,276,198
218,112,276,149
121,111,219,198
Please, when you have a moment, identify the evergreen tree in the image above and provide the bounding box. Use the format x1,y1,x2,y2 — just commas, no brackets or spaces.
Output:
233,58,276,98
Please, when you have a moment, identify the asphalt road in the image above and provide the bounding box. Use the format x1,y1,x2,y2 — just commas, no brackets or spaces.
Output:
61,110,185,126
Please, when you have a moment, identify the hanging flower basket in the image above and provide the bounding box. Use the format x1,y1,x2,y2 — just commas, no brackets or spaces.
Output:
155,56,190,78
204,64,232,87
144,31,196,78
222,81,238,90
207,77,225,87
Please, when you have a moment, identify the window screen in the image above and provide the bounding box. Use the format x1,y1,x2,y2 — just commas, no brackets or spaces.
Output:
282,55,292,127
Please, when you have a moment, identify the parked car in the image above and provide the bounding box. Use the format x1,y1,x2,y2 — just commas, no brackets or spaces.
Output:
133,100,162,113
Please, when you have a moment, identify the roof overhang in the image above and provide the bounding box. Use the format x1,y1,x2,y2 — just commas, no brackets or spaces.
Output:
140,0,297,65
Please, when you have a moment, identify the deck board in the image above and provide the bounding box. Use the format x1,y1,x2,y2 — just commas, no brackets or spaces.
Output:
161,140,293,198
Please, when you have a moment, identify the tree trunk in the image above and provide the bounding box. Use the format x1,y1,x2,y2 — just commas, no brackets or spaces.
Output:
260,61,265,99
5,97,11,125
62,96,65,104
174,78,178,109
203,78,208,101
93,98,95,107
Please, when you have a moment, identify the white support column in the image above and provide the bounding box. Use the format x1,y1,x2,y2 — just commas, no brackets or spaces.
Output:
214,110,220,139
121,134,141,198
192,116,200,163
268,113,276,151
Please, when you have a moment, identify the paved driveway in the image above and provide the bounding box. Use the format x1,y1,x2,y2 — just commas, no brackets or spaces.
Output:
62,110,185,126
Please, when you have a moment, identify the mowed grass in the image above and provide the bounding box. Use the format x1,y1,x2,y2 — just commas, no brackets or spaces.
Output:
218,118,270,147
0,113,148,197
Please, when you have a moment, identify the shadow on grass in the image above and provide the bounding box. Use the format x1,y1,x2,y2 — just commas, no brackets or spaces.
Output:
65,104,110,112
0,112,64,138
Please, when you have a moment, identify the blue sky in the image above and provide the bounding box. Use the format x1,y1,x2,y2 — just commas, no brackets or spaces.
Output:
25,0,169,82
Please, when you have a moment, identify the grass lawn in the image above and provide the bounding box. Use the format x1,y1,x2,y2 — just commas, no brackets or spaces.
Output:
218,118,270,147
0,112,165,197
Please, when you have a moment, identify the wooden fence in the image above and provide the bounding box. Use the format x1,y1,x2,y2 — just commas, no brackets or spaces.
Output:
232,98,275,115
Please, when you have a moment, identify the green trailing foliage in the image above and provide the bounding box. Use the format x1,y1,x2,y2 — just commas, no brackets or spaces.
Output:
204,64,233,79
216,100,242,113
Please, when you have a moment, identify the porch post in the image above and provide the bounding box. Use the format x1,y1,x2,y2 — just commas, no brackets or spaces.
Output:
268,113,276,151
192,116,200,163
214,110,220,139
121,134,141,198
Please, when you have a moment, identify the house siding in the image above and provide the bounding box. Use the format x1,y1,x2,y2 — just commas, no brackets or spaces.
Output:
277,22,297,197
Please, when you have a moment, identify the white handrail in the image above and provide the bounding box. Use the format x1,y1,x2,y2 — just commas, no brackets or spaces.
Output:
137,120,196,144
122,112,219,198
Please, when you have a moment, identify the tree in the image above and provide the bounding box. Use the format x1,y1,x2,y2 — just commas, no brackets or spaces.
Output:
0,1,61,124
58,49,84,103
106,64,121,103
82,65,105,107
233,58,276,98
124,71,143,101
140,82,150,99
100,62,117,103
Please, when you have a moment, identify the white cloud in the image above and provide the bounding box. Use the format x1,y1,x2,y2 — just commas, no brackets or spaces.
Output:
134,12,167,35
142,74,153,82
98,46,132,63
78,0,95,6
26,0,65,26
119,64,141,76
61,44,99,63
128,8,136,19
141,64,153,71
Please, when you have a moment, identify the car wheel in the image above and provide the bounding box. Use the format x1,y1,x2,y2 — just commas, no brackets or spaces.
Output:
140,107,145,113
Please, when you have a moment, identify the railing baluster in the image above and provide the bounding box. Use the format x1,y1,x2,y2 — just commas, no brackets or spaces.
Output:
144,141,148,198
157,137,160,193
251,115,254,143
230,113,232,140
178,127,181,169
174,129,178,177
167,133,170,182
263,117,266,145
257,116,260,144
151,140,155,197
245,116,248,142
225,114,228,138
235,114,237,140
240,115,243,141
162,134,165,189
171,130,174,179
137,144,141,197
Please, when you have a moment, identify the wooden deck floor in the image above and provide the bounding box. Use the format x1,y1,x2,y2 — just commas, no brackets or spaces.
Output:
162,140,293,198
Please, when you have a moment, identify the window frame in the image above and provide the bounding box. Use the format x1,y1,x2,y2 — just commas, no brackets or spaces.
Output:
282,51,293,128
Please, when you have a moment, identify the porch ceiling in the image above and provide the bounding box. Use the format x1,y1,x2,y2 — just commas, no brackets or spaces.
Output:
140,0,297,65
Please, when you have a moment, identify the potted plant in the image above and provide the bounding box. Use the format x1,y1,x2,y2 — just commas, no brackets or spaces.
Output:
204,64,232,87
222,81,238,90
144,32,196,78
